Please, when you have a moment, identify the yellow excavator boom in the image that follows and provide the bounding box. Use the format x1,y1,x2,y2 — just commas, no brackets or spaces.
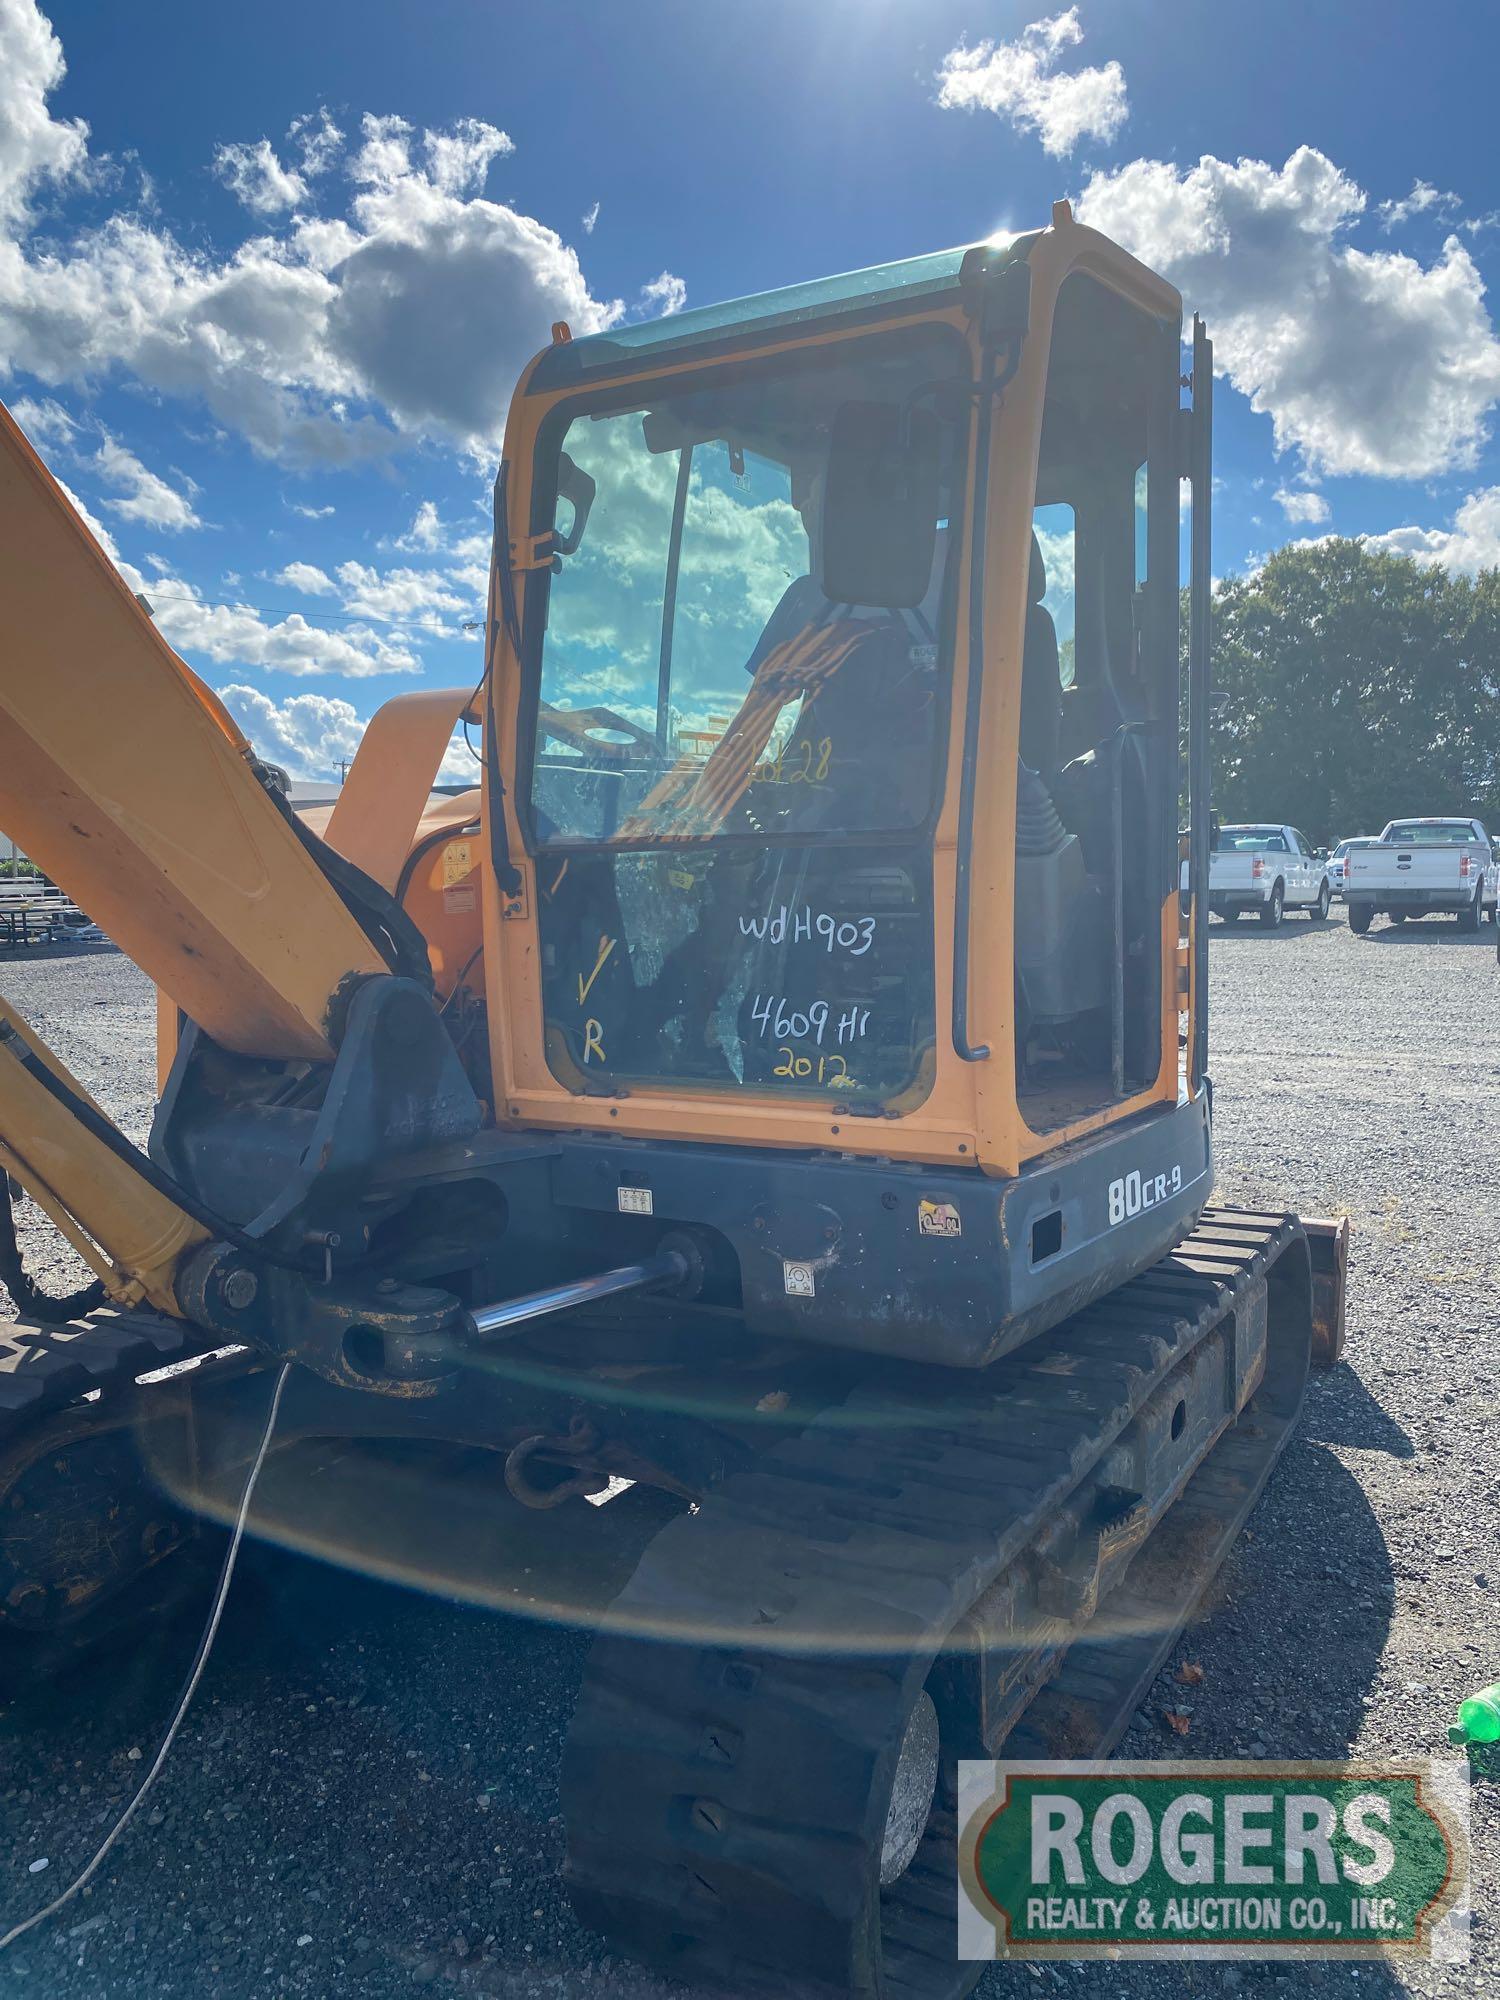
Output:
0,400,388,1064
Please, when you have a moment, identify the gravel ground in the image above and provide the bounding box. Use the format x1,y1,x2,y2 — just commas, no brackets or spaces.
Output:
0,921,1495,1998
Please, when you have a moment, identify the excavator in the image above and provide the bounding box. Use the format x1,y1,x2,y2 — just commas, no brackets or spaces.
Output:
0,203,1347,1996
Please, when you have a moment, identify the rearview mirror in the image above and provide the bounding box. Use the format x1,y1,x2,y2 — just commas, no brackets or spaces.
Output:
552,452,597,556
819,401,940,609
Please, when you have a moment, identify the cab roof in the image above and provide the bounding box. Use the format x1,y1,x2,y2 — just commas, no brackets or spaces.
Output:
526,237,1032,394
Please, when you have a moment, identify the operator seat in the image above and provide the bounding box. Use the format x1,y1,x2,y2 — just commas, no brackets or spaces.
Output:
746,524,950,834
625,532,950,1070
1019,532,1061,779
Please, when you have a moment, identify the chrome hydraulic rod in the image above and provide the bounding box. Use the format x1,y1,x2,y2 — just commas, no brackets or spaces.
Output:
466,1249,688,1342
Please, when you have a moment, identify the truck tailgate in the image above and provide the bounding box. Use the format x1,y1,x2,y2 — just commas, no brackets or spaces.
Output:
1209,853,1259,891
1348,846,1463,890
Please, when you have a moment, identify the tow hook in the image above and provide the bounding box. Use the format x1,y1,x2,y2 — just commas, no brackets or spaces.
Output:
504,1415,609,1510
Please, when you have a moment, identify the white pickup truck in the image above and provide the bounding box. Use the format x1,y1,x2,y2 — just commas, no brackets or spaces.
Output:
1343,817,1498,933
1204,823,1333,927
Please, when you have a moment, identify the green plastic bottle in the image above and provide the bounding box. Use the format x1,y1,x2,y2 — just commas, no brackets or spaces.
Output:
1448,1683,1500,1747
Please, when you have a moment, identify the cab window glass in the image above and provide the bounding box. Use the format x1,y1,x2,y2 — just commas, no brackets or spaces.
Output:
1133,462,1148,587
1031,502,1076,689
1217,828,1284,851
1386,821,1480,844
1018,271,1174,1131
530,330,961,849
525,325,964,1102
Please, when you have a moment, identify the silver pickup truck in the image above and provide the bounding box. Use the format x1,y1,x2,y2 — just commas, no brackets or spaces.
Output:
1344,817,1498,933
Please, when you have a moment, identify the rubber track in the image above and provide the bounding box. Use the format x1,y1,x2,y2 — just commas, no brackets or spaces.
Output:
0,1307,210,1439
563,1210,1310,1999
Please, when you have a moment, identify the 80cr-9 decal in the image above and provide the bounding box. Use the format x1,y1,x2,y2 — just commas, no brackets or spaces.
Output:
1107,1163,1183,1227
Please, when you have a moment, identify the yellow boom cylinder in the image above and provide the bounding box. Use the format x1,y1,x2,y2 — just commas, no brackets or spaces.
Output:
0,999,206,1315
0,400,388,1061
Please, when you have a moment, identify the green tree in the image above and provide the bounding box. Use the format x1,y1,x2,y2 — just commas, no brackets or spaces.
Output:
1203,539,1500,842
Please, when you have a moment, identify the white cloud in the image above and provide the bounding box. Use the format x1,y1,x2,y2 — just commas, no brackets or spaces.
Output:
275,560,336,595
420,117,514,197
47,471,414,678
438,735,482,783
288,499,335,518
148,581,419,677
0,0,88,229
1378,180,1460,231
1274,485,1330,525
334,557,468,632
936,9,1128,158
289,108,343,180
219,683,479,785
1032,520,1075,597
0,215,399,465
581,201,599,235
56,475,120,561
1364,487,1500,572
347,113,511,198
213,137,309,217
217,684,365,779
348,113,414,189
212,111,342,221
638,271,687,318
9,390,75,449
94,434,202,529
1076,146,1500,480
143,572,420,677
0,16,625,463
446,529,491,601
320,174,620,444
391,497,443,550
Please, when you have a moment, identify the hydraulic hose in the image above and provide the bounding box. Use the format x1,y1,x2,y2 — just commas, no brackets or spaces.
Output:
0,1179,105,1323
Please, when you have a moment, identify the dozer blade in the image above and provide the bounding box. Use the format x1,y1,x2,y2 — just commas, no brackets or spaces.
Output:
563,1209,1326,1999
0,400,387,1061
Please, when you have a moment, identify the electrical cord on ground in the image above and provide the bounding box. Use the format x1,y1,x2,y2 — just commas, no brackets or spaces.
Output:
0,1360,293,1954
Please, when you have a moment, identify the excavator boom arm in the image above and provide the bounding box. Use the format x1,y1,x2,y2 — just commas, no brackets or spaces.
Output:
0,397,411,1312
0,401,388,1064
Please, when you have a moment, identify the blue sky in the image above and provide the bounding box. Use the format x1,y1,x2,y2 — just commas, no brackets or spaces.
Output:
4,0,1499,777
